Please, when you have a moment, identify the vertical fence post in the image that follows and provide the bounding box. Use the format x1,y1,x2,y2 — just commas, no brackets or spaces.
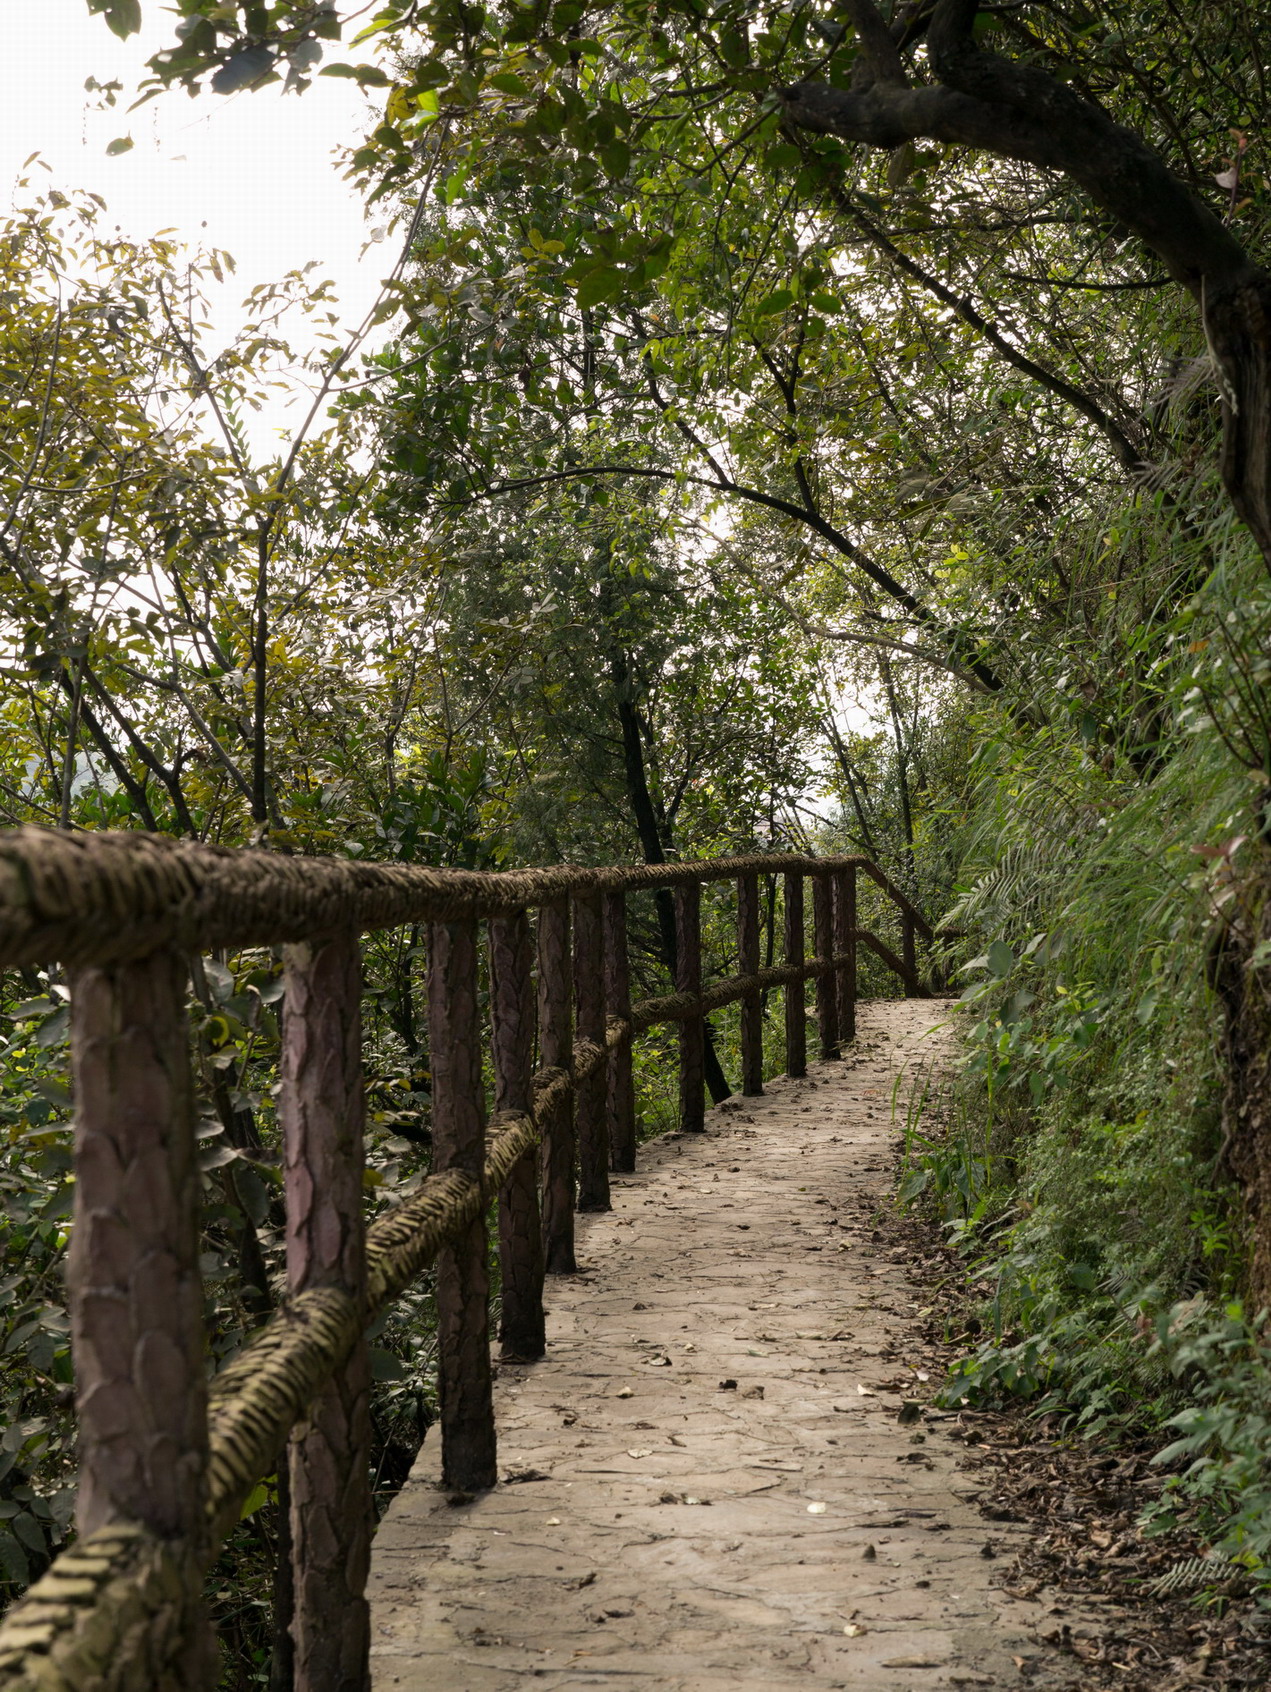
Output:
428,916,497,1490
737,870,763,1096
489,910,545,1362
573,890,610,1210
902,907,918,996
537,900,577,1274
604,889,637,1173
783,871,807,1079
833,864,857,1045
281,929,373,1692
68,949,213,1683
675,879,705,1131
813,870,839,1060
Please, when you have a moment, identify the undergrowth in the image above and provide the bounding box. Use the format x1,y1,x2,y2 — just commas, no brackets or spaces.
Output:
897,553,1271,1594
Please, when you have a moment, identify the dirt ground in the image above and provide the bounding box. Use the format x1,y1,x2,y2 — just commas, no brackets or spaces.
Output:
368,999,1102,1690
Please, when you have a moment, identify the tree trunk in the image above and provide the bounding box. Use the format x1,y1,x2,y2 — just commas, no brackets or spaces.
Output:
779,0,1271,571
612,655,732,1102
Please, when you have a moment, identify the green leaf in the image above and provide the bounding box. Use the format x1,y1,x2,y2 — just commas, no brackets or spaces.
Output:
600,139,631,179
321,63,391,87
754,288,795,317
986,939,1015,978
105,136,135,157
239,1481,271,1520
211,46,276,95
88,0,142,40
1001,988,1035,1024
574,266,625,310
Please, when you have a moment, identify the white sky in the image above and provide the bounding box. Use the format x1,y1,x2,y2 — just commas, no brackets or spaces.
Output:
1,1,391,448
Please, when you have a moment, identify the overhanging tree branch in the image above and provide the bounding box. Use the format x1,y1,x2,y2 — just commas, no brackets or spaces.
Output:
447,459,1004,691
777,0,1271,563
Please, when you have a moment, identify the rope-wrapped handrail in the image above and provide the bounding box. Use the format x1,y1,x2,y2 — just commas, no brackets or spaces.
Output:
0,830,931,1692
0,826,928,967
0,1524,205,1692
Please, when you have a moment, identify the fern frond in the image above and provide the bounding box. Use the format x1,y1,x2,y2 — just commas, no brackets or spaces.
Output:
1145,1555,1246,1597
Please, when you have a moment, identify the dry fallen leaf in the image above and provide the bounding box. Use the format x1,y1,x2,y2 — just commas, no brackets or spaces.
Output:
626,1448,653,1459
856,1384,876,1397
807,1501,827,1515
545,1516,561,1526
615,1387,633,1398
843,1623,867,1638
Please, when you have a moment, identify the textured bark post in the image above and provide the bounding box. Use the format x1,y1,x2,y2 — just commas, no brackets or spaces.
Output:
573,891,610,1210
676,880,706,1132
783,871,807,1079
537,900,577,1274
68,948,213,1684
833,865,857,1045
813,871,839,1060
281,929,373,1692
489,911,545,1361
428,916,497,1490
603,890,637,1173
737,871,763,1096
902,910,918,996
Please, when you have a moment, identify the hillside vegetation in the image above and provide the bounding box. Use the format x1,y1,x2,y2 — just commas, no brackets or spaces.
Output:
2,0,1271,1676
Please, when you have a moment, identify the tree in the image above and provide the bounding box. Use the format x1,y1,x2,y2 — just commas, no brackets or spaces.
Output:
0,182,454,853
89,4,1271,558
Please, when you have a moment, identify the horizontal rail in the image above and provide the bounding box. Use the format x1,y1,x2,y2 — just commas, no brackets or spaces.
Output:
0,827,929,967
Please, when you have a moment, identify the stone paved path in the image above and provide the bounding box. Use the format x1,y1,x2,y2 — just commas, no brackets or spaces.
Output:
369,1001,1082,1691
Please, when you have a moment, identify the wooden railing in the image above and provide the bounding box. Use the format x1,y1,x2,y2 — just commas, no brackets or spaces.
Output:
0,827,930,1692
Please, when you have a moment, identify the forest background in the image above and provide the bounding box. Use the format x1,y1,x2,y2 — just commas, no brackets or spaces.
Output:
3,1,1271,1681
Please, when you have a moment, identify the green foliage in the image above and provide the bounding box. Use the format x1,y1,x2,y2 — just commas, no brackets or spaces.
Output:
1143,1301,1271,1574
895,534,1271,1572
